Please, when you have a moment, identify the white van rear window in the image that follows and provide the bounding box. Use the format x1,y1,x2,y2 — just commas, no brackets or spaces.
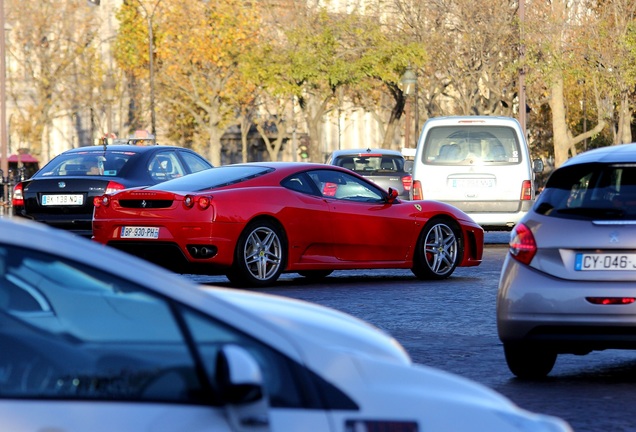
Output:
422,126,521,165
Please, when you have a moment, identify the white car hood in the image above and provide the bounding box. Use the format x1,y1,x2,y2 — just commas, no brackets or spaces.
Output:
209,287,412,365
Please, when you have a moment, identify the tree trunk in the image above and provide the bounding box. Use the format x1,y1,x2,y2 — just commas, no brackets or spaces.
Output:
240,115,250,163
551,76,571,167
616,93,632,145
302,94,331,163
551,74,607,167
206,120,224,167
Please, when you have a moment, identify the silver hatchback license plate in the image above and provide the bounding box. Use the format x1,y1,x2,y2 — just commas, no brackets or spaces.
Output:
575,253,636,271
121,226,160,239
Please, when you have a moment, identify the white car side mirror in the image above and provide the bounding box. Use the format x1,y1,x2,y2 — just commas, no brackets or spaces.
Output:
216,344,270,431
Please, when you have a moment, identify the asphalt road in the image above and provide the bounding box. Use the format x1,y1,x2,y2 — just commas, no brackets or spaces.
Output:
191,232,636,432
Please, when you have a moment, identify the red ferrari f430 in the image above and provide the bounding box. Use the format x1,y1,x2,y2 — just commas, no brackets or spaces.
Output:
92,162,483,287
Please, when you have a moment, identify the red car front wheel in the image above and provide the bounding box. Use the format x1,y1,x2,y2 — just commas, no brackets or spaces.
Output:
412,218,461,280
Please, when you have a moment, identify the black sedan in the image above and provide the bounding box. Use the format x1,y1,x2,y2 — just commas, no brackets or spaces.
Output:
12,143,213,237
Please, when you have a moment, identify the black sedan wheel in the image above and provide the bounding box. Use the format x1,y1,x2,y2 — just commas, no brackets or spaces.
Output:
228,220,286,287
412,218,461,280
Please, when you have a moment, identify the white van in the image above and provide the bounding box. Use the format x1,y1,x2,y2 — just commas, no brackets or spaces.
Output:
411,116,542,231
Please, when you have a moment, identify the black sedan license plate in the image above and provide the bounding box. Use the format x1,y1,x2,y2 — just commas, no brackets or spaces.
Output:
575,253,636,271
42,194,84,206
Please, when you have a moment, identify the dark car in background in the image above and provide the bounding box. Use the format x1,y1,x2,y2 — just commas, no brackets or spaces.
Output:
326,148,412,199
12,143,213,237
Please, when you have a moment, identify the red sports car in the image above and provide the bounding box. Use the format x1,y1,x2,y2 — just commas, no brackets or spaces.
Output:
92,162,483,287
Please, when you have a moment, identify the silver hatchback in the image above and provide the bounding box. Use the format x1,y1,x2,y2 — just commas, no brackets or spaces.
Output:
497,144,636,378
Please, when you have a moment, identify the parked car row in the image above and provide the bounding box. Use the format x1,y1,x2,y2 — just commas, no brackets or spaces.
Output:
12,116,636,382
11,140,484,287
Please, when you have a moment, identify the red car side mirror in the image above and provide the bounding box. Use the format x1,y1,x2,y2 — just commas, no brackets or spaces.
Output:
386,188,399,204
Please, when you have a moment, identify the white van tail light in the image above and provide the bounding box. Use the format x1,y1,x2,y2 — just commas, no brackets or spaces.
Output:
412,180,423,200
520,180,532,200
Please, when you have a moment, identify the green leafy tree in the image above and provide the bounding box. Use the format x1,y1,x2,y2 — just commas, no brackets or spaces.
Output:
113,0,165,136
347,5,427,149
251,5,425,161
153,0,261,166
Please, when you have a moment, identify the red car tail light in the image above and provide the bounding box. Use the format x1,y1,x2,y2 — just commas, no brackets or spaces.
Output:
520,180,532,200
12,183,24,206
184,195,212,209
509,222,536,265
105,181,126,195
93,195,110,207
197,196,211,210
402,175,413,191
412,180,423,200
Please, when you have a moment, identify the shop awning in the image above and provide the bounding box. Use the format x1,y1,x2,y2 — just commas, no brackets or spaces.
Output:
8,153,39,163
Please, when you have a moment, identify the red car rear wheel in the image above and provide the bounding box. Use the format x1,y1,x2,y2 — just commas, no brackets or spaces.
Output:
227,220,287,287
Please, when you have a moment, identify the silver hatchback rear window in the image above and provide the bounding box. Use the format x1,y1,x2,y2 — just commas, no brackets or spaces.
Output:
536,163,636,220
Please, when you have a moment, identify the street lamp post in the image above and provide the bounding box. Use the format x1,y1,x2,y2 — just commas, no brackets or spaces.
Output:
147,12,156,141
518,0,527,136
0,0,7,208
135,0,162,143
401,67,417,148
413,73,419,146
582,87,587,150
